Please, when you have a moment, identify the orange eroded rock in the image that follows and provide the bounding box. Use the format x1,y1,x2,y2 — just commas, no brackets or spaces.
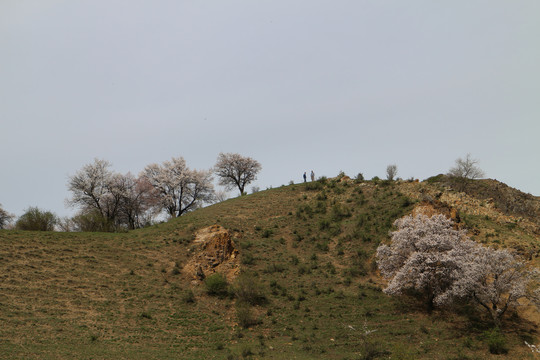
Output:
183,225,240,283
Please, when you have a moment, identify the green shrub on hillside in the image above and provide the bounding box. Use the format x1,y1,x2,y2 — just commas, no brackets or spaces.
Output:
314,201,327,214
241,252,255,265
424,174,445,184
318,219,330,231
316,190,328,201
15,207,58,231
181,289,196,303
236,303,260,329
296,205,314,219
233,273,267,306
204,273,228,297
331,204,352,221
305,181,324,191
261,228,273,238
484,328,508,354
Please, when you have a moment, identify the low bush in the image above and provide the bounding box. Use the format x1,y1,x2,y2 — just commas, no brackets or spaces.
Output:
242,252,255,265
296,205,314,219
318,219,330,231
233,273,267,306
263,263,287,274
16,207,58,231
181,289,196,303
261,228,273,238
484,328,508,355
424,174,444,184
305,181,323,191
204,273,229,297
236,303,260,329
331,204,352,221
315,190,327,201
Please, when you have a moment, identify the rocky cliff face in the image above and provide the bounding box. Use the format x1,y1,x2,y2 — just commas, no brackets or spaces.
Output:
441,177,540,226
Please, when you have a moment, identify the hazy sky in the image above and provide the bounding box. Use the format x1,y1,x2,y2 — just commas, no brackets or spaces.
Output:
1,1,539,218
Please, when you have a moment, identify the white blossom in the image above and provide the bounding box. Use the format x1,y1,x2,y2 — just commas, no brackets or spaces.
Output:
377,214,539,322
142,157,214,218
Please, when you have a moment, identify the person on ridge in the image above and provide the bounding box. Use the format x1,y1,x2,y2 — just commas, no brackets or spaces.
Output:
303,172,307,183
310,170,315,181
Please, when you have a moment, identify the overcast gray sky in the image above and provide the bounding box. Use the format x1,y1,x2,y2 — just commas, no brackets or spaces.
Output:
1,1,539,218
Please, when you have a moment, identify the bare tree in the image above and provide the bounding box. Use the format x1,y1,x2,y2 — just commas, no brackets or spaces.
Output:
67,159,156,230
214,152,261,195
0,204,14,229
67,159,115,223
57,216,75,232
117,173,158,229
448,153,485,180
70,209,105,232
141,157,215,217
386,164,398,181
67,159,129,230
213,190,230,203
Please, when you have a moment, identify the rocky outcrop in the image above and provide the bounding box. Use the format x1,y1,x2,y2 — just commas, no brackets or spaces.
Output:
412,200,460,225
398,181,540,236
183,225,240,283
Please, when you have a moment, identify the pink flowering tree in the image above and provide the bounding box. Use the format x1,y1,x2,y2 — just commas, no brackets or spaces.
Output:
436,245,539,325
377,214,539,324
377,214,472,311
142,157,215,218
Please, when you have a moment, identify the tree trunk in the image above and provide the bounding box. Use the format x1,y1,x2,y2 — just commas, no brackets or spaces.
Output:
426,293,435,314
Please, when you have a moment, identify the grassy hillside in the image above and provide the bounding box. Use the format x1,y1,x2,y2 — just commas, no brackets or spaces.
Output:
1,177,539,359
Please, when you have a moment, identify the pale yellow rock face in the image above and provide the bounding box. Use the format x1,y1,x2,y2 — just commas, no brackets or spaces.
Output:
184,225,240,283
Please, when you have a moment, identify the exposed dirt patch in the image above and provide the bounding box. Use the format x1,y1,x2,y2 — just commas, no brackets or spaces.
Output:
183,225,240,283
412,200,461,225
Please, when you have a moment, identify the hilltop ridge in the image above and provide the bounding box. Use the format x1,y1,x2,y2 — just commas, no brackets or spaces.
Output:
0,176,538,359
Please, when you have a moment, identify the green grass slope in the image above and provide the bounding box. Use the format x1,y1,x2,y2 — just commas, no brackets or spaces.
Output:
0,178,538,359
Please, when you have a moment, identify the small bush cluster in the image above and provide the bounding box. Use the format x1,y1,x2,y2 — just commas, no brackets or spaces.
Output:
261,228,273,238
305,181,324,191
331,204,352,221
483,328,508,354
236,304,259,328
242,252,255,265
233,274,266,306
204,273,229,297
296,205,314,219
181,289,196,303
263,263,287,274
15,207,58,231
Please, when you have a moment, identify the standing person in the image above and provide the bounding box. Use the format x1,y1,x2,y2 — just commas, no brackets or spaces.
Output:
310,170,315,181
303,172,307,183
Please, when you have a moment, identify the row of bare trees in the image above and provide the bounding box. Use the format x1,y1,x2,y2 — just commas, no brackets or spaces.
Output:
65,153,261,231
1,153,481,232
